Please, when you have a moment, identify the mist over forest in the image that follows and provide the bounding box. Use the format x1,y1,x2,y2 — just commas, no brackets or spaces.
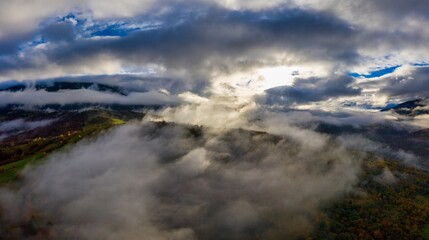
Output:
1,0,429,239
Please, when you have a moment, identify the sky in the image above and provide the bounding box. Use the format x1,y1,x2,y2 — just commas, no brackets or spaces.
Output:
2,1,429,238
0,0,429,110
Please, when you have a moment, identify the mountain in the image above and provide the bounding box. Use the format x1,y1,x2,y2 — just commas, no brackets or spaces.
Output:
1,103,163,111
316,121,429,169
381,98,429,116
0,81,129,96
0,108,429,239
0,81,170,110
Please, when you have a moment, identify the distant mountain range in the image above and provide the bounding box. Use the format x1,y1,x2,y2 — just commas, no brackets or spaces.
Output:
381,98,429,116
0,81,129,96
0,81,168,110
2,81,429,117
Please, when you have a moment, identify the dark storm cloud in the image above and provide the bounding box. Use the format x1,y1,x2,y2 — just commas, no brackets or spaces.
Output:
0,7,359,77
62,8,358,66
41,21,76,42
0,1,427,107
261,75,361,107
0,33,34,56
363,0,429,19
380,66,429,98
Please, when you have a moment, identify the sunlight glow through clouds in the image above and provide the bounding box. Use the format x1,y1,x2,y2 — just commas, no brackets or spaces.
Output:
257,66,296,90
257,65,328,90
210,65,328,101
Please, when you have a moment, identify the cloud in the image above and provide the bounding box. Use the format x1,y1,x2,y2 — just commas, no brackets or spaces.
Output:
158,96,253,129
340,0,429,23
0,74,191,95
0,121,362,239
41,21,76,43
0,7,360,90
0,32,35,56
0,118,55,133
1,1,428,108
1,1,429,238
408,114,429,128
374,167,397,185
257,109,389,129
0,89,181,107
337,135,420,166
260,74,361,107
379,65,429,99
0,118,56,142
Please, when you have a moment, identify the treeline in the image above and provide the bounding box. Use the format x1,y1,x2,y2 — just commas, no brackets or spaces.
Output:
312,159,429,240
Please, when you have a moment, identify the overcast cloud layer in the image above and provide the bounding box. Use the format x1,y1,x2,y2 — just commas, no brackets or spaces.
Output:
0,0,428,109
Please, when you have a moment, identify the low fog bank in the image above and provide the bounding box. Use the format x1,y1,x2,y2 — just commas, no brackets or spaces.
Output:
0,118,56,133
158,100,424,168
0,121,362,239
0,118,56,142
0,89,181,107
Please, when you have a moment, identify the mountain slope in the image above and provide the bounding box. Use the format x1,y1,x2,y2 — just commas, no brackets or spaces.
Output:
381,98,429,116
0,81,129,96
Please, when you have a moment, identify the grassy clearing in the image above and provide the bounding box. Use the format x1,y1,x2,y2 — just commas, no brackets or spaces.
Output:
110,118,126,125
0,153,45,184
423,224,429,240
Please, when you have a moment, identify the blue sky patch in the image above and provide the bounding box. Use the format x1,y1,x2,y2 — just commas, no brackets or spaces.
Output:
349,65,400,78
412,63,429,67
91,24,131,37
